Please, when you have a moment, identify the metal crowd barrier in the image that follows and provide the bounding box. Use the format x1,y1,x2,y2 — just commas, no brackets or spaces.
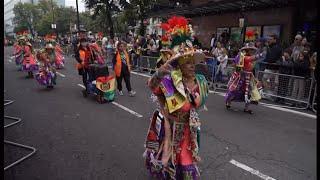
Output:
136,56,158,72
312,83,317,113
256,71,314,109
4,98,37,171
204,57,235,91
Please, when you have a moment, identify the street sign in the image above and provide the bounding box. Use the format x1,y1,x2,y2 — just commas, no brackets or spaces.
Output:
51,24,57,29
239,18,244,28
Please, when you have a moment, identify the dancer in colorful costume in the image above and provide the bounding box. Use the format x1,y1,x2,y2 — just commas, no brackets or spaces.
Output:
45,34,65,69
225,42,263,114
21,40,38,78
13,36,25,71
89,38,105,65
35,48,57,88
144,16,209,180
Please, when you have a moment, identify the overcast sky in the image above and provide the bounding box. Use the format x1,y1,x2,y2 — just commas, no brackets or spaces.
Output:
65,0,86,12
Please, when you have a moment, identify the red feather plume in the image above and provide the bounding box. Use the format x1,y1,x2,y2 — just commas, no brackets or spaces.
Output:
161,23,170,31
246,30,254,37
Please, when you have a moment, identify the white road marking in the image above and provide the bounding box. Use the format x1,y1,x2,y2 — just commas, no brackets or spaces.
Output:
111,102,143,118
131,71,152,78
77,84,143,118
56,72,66,77
229,159,276,180
77,84,86,89
259,103,316,119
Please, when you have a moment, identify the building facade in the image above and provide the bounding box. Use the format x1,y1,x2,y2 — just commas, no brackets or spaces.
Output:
4,0,34,36
148,0,317,48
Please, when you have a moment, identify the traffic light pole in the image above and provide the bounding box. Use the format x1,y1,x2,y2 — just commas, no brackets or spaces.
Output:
76,0,80,33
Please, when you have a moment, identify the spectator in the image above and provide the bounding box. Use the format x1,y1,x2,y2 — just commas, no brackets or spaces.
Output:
264,34,282,70
215,48,229,83
309,52,317,79
112,41,136,97
263,34,282,77
211,41,224,58
292,52,310,103
291,34,304,62
114,37,119,48
147,38,158,57
102,36,108,51
254,37,267,74
156,35,162,51
210,33,216,52
276,48,294,103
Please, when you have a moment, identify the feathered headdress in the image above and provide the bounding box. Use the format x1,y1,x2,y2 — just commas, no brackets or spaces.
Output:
160,16,193,48
45,34,56,43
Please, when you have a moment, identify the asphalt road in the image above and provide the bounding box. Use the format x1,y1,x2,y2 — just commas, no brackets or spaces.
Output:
4,46,317,180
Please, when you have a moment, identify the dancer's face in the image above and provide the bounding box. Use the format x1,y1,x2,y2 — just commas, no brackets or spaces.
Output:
180,60,195,78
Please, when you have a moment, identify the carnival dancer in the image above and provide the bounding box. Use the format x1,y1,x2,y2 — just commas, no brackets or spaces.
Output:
44,43,58,85
13,36,25,71
54,42,65,69
35,49,56,88
112,41,136,96
21,41,38,78
89,38,105,65
45,34,65,69
225,42,263,114
144,16,209,180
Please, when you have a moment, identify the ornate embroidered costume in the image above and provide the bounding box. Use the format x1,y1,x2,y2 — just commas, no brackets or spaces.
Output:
144,16,209,180
225,43,262,113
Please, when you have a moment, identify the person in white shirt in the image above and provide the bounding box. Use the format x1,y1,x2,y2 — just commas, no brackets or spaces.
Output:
215,48,228,82
210,33,216,51
211,41,224,58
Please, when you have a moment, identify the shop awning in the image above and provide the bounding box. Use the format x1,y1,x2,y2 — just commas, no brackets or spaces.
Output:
148,0,296,18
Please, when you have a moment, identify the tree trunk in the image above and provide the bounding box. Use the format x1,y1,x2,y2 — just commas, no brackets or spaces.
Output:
105,5,114,39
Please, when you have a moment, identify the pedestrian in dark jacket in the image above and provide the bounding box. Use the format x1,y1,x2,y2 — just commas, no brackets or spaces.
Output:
264,34,282,71
292,52,310,101
276,48,293,103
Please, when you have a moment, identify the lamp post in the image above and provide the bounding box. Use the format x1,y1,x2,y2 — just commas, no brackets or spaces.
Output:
76,0,80,33
50,0,58,39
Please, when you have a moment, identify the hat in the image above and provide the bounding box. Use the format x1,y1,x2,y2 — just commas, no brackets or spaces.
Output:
45,43,54,49
160,16,203,66
170,50,206,65
240,42,257,52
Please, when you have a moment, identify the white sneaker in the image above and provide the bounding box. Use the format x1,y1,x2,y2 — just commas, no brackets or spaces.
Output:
119,91,124,96
129,91,136,97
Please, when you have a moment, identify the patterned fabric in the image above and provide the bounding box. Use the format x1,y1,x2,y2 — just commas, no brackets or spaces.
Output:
225,71,261,103
144,74,208,180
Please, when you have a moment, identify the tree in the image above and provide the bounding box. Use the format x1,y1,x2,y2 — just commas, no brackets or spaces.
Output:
123,0,158,36
55,7,77,35
13,2,40,37
84,0,122,39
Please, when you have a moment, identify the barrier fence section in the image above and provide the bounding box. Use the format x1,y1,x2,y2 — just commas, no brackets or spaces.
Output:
136,56,158,72
312,83,317,113
134,55,316,111
256,70,313,109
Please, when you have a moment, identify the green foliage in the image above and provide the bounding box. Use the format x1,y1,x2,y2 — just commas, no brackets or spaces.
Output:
13,2,40,36
13,0,77,36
